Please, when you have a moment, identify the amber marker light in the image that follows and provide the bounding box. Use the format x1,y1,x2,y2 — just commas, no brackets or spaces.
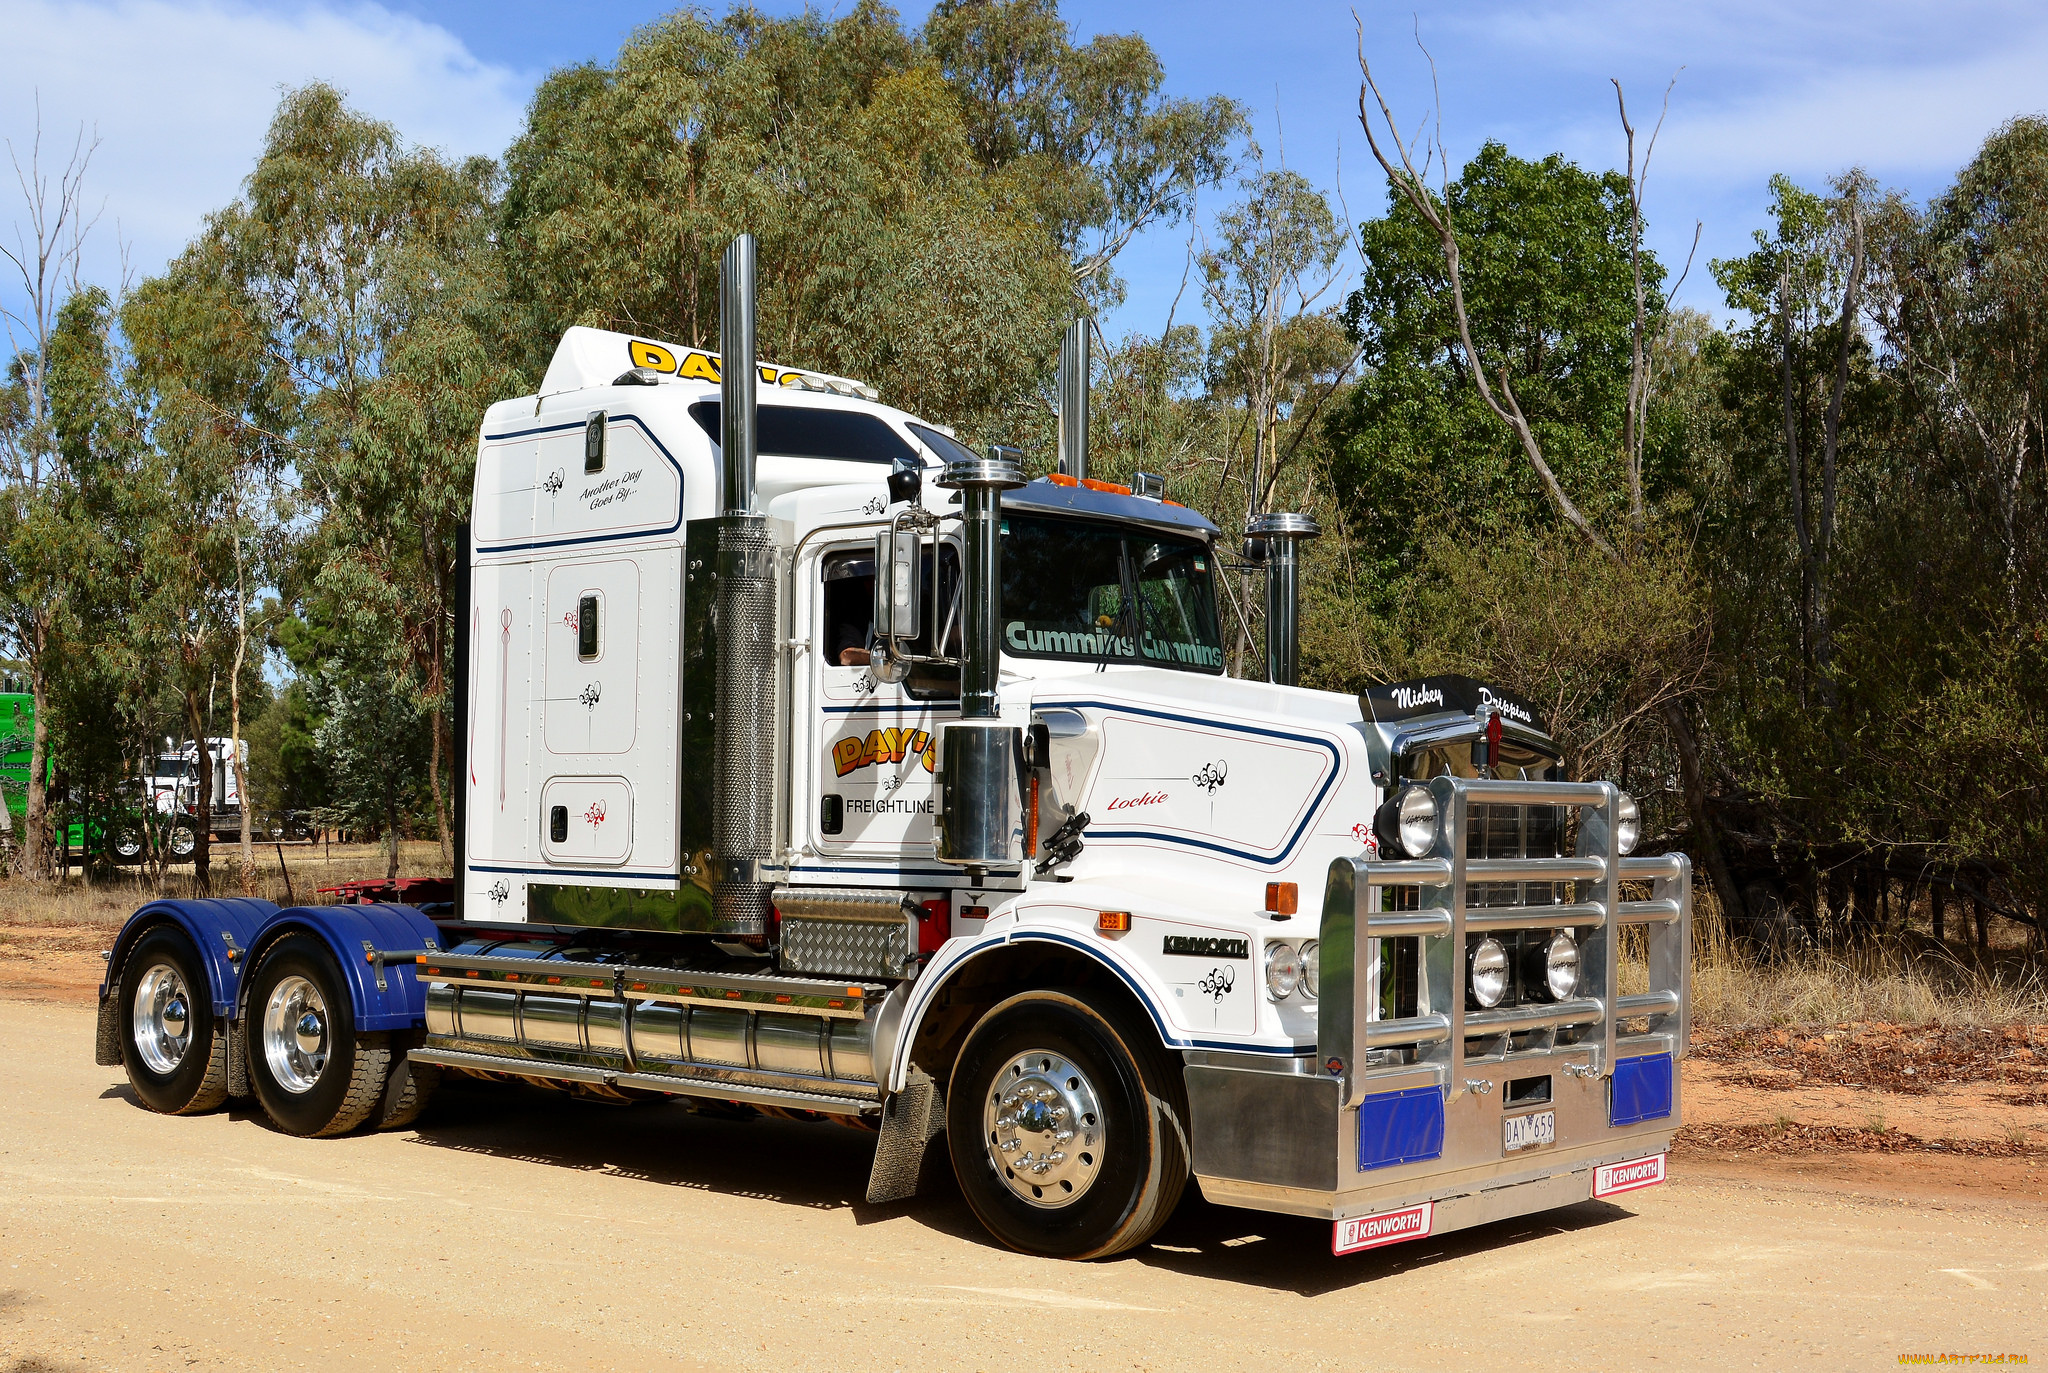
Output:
1097,911,1131,933
1265,882,1299,916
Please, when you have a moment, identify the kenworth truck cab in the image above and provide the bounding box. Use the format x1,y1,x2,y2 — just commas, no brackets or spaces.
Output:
97,239,1689,1260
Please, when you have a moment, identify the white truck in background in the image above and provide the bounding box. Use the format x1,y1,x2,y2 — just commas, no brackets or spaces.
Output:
98,238,1689,1260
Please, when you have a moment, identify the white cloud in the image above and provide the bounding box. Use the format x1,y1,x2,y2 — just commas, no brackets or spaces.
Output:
0,0,531,312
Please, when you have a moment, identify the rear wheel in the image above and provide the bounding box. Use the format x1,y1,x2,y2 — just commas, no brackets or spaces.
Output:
119,926,229,1115
167,824,196,860
947,990,1189,1260
245,934,390,1137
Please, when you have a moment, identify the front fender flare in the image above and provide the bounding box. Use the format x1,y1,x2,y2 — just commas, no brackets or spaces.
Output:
885,926,1181,1093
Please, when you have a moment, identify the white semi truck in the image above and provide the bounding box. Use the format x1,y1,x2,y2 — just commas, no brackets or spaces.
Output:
99,238,1689,1259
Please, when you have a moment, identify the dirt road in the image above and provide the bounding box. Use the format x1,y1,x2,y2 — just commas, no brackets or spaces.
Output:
2,998,2042,1372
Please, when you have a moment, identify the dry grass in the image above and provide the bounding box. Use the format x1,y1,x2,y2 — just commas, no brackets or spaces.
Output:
1619,891,2048,1029
0,839,451,932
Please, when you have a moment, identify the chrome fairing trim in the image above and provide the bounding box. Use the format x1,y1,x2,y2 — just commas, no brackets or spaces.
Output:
409,1047,878,1116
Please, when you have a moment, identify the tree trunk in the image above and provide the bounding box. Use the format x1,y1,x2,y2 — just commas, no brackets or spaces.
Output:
385,782,401,882
1662,702,1747,930
1930,880,1946,945
233,547,254,873
185,689,212,894
431,704,452,867
1778,274,1816,704
1974,898,1989,954
1813,207,1864,713
429,523,452,866
21,640,51,880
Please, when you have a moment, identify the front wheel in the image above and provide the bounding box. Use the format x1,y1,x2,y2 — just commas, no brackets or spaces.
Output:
947,990,1189,1260
119,926,229,1114
244,934,390,1137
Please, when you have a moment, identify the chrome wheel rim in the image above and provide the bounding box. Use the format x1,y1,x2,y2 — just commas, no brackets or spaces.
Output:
262,975,329,1094
131,962,193,1074
983,1048,1105,1208
169,827,195,857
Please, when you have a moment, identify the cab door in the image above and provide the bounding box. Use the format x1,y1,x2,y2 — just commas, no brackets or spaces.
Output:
805,537,958,859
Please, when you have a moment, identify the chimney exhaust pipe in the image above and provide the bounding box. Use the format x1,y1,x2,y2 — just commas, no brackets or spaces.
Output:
1246,512,1320,688
711,234,776,940
936,447,1027,874
1057,319,1089,482
719,235,759,515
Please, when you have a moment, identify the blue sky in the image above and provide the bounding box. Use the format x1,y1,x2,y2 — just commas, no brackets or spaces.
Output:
5,0,2047,352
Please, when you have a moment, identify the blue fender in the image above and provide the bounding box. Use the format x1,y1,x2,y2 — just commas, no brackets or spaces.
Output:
243,903,444,1032
101,898,280,1017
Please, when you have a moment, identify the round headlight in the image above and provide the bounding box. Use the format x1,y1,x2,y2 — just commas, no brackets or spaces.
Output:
1615,791,1640,856
1264,942,1301,999
1396,786,1438,858
1470,937,1508,1008
1300,940,1319,998
1544,929,1580,1000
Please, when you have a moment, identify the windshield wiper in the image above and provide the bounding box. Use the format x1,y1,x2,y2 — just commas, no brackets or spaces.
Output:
1096,541,1138,673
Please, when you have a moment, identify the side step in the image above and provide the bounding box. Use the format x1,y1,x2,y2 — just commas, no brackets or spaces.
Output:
409,1046,876,1117
417,951,883,1018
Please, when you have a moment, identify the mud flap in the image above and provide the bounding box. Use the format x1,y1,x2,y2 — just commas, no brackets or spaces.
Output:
227,1020,250,1099
865,1067,945,1205
94,992,122,1068
378,1053,413,1123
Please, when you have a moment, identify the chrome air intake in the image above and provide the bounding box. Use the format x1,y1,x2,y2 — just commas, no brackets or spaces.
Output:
1246,511,1319,687
712,233,777,939
937,450,1026,872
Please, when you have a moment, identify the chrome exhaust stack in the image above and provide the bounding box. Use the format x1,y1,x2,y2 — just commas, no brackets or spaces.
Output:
1246,511,1319,687
1056,319,1089,482
936,448,1027,874
712,234,776,941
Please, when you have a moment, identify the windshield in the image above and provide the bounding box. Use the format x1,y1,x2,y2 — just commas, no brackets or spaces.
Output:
1001,514,1224,674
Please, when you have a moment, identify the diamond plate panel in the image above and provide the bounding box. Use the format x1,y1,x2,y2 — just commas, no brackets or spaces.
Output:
783,917,909,981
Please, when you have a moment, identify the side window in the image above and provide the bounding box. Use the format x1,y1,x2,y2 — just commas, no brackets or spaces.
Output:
821,552,875,667
577,594,601,660
818,545,961,699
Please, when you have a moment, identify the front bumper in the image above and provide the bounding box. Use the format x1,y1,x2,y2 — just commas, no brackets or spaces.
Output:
1185,775,1688,1244
1186,1043,1676,1231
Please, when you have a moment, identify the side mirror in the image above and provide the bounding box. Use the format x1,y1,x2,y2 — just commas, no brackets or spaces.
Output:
874,526,921,646
887,458,922,506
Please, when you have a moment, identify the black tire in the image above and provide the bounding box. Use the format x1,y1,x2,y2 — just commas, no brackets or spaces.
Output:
947,990,1189,1260
377,1052,441,1130
244,934,390,1137
119,926,229,1115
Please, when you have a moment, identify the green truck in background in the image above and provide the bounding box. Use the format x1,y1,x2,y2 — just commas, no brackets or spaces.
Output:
0,679,32,843
0,680,159,864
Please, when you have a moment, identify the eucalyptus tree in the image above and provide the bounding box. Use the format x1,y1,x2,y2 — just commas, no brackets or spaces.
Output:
1199,163,1352,520
0,115,101,877
923,0,1245,308
171,84,516,861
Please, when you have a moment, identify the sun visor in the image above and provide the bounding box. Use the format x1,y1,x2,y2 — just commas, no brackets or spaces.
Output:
1361,675,1549,736
538,325,877,400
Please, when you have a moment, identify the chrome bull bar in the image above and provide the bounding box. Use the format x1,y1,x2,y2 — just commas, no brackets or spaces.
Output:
1319,776,1691,1108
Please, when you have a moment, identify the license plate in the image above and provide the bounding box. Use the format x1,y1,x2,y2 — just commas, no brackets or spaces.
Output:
1503,1109,1555,1153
